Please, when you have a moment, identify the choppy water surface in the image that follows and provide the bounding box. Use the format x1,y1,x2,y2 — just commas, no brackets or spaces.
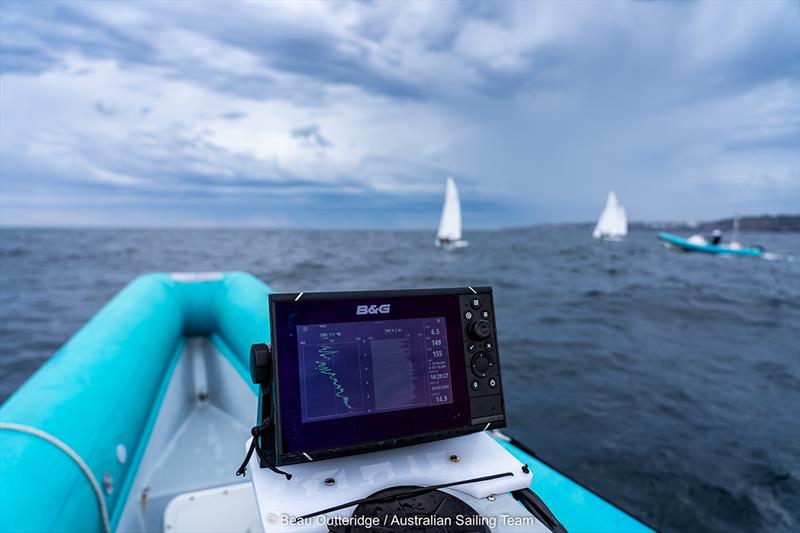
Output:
1,227,798,532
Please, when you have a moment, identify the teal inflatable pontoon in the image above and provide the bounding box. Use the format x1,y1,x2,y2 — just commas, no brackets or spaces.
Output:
1,272,653,533
657,231,764,256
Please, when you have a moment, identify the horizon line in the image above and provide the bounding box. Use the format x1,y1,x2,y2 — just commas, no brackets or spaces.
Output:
1,213,797,232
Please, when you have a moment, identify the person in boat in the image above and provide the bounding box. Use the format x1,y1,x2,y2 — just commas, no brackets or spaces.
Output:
709,229,722,245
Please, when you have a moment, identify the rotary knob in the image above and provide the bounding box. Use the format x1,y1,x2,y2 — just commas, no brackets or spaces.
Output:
468,319,492,341
250,343,272,385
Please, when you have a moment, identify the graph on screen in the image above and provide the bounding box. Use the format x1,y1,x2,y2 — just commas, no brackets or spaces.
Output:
370,337,427,411
297,317,453,422
300,341,365,421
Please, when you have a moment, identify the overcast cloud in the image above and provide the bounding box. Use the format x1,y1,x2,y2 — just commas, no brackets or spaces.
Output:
0,0,798,228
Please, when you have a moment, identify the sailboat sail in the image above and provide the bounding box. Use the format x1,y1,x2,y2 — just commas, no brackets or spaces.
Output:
437,177,462,243
593,191,628,239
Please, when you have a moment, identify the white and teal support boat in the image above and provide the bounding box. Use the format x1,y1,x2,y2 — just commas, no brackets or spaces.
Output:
658,231,764,257
1,272,653,533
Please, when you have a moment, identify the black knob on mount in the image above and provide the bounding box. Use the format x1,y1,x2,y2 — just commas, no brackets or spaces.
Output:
250,343,271,385
469,319,492,341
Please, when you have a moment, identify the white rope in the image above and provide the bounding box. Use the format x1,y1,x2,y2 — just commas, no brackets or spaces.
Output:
0,422,111,533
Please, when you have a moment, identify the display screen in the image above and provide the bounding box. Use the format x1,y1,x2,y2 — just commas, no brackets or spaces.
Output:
272,291,472,459
297,317,453,423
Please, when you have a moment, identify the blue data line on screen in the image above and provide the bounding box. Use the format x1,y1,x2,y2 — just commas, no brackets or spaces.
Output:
316,345,354,410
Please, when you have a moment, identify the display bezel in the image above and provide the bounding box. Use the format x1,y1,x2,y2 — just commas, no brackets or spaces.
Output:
269,288,480,465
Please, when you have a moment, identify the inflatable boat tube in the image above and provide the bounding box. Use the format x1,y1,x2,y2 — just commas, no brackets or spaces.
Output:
0,273,270,533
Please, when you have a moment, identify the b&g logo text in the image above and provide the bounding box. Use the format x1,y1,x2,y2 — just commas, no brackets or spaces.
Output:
356,304,391,315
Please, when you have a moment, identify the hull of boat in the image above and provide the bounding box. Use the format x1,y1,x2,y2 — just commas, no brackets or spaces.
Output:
435,239,469,249
657,232,763,256
594,234,625,241
1,272,653,533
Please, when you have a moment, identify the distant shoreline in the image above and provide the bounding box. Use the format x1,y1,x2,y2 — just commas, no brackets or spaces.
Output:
504,214,800,234
1,214,798,233
634,214,800,233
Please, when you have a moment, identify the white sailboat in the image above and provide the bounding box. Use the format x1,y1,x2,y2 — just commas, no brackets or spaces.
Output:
593,191,628,240
435,177,468,248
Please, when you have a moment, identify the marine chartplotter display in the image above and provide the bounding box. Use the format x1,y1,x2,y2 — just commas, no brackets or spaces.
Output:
258,287,506,466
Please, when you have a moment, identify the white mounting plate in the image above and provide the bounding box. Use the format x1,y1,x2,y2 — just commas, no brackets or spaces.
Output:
249,432,533,532
163,482,263,533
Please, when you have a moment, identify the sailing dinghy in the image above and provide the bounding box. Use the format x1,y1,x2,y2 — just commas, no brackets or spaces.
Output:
435,177,468,249
593,191,628,240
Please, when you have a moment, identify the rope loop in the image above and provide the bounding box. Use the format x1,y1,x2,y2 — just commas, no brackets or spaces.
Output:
0,422,111,533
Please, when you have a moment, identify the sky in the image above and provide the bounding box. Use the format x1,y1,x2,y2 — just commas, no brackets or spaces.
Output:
0,1,798,229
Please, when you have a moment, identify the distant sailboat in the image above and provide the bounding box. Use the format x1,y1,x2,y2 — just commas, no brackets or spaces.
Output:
435,177,468,248
593,191,628,240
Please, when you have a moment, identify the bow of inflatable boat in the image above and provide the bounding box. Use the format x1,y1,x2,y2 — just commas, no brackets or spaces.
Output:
1,272,653,533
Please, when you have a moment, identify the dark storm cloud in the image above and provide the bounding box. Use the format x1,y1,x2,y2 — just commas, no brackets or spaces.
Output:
0,1,798,228
0,46,62,75
291,125,332,149
0,2,155,68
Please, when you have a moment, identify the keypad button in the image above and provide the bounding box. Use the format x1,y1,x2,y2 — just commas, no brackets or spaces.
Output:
471,298,481,309
471,352,493,377
464,311,473,320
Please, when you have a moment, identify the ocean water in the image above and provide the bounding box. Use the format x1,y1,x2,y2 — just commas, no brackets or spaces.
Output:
1,227,798,532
